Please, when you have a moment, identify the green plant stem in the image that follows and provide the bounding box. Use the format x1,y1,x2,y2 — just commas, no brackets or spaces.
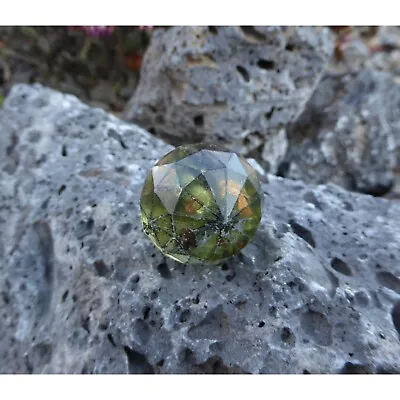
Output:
79,37,93,61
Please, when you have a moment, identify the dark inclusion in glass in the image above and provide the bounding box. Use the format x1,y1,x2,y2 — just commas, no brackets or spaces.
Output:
140,144,263,264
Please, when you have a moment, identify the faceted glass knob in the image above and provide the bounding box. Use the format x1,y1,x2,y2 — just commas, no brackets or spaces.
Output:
140,144,263,264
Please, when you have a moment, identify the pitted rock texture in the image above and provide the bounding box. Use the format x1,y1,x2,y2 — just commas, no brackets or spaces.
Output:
123,26,333,170
1,84,400,374
282,69,400,196
329,27,400,79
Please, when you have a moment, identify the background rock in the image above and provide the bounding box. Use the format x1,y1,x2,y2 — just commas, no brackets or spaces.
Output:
1,85,400,374
123,26,334,172
329,26,400,79
282,69,400,196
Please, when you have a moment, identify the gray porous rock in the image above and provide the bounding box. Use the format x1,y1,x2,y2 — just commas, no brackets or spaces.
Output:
1,84,400,374
123,26,334,172
282,69,400,196
329,26,400,79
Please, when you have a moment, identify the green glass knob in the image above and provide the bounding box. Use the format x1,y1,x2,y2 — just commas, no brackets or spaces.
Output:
140,144,263,264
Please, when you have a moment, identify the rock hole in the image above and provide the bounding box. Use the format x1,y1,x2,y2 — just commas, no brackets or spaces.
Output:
280,327,296,347
6,133,18,156
93,260,109,277
341,362,373,374
236,66,250,82
180,347,195,364
32,342,53,365
208,26,218,35
134,319,151,345
99,320,109,330
269,306,277,317
108,129,128,149
195,356,245,374
143,305,151,320
265,107,275,120
376,271,400,293
188,305,230,340
33,221,54,318
61,144,68,157
258,321,265,327
118,223,132,235
221,263,229,271
300,310,332,346
157,262,172,279
277,161,290,177
226,272,236,282
257,59,275,70
1,291,10,304
150,290,158,300
302,191,323,210
24,355,33,373
391,301,400,335
61,290,69,303
285,43,295,51
107,334,116,347
330,257,352,276
193,115,204,127
192,294,200,304
343,201,354,211
354,291,369,307
287,281,296,290
81,363,90,374
123,347,154,374
127,274,140,291
289,219,316,248
180,309,191,323
239,26,266,41
58,185,66,195
81,315,90,334
75,218,94,240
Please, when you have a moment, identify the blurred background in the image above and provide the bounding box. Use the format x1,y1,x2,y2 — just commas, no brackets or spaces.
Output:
1,26,399,115
1,26,400,199
0,26,154,114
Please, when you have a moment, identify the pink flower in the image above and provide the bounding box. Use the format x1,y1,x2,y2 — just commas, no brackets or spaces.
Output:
71,26,116,37
138,26,154,32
